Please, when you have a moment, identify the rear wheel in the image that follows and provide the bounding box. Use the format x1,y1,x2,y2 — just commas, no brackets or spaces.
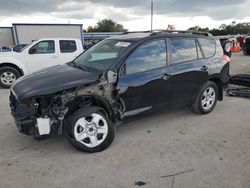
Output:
65,107,115,153
0,67,21,88
192,81,218,114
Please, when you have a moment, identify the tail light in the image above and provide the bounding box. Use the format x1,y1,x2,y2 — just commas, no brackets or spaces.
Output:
222,55,230,63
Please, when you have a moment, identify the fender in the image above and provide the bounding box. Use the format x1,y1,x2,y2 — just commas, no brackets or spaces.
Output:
0,54,29,75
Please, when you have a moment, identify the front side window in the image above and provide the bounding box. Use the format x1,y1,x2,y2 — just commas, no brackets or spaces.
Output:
60,40,77,53
125,40,166,75
170,38,197,64
30,40,55,54
74,39,131,72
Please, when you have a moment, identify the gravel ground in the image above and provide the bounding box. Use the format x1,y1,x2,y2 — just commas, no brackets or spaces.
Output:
0,52,249,188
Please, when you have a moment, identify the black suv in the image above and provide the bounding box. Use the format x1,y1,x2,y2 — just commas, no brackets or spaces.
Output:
243,36,250,55
10,30,230,153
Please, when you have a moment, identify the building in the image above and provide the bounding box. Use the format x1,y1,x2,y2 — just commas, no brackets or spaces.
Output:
0,27,14,47
0,23,83,47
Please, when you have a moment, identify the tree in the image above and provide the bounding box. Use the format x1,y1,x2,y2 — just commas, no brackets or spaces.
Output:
87,19,127,32
188,22,250,36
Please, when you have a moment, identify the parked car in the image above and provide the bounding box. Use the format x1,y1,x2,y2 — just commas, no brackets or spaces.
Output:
0,46,11,52
243,36,250,55
10,31,230,153
0,38,83,88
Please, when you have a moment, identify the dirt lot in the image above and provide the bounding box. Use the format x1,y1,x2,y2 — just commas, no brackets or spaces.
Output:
0,53,249,188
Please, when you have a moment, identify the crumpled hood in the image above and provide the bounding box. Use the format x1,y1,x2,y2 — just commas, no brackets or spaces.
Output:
12,64,100,100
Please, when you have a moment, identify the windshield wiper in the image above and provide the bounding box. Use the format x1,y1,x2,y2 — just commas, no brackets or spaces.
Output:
74,63,87,71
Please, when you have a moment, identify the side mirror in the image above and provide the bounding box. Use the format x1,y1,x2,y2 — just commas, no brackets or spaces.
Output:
29,48,36,54
107,70,117,83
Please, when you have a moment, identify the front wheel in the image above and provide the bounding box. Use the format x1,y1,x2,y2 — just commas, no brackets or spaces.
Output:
192,81,218,114
65,107,115,153
0,66,21,88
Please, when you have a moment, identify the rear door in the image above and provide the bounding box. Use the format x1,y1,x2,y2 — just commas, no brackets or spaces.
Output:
117,39,172,117
167,37,209,105
58,40,80,64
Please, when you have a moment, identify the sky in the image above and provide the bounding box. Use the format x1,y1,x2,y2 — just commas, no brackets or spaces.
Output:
0,0,250,31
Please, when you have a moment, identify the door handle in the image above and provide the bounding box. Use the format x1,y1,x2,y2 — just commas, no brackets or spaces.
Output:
161,74,171,80
51,55,58,58
201,65,208,71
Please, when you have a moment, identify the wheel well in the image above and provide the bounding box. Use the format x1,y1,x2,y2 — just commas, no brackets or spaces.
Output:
92,97,116,123
65,96,117,124
209,78,223,101
0,63,24,76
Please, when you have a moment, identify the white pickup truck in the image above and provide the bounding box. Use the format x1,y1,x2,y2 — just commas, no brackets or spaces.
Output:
0,38,84,88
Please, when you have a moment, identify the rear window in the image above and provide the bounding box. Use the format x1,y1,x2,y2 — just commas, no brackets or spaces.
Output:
199,38,216,58
60,40,77,53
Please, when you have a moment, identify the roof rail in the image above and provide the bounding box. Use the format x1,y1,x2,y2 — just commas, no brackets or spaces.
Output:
121,31,152,35
151,30,213,36
122,30,213,37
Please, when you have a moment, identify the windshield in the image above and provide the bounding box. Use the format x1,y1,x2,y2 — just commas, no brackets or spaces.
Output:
18,41,37,52
74,39,132,72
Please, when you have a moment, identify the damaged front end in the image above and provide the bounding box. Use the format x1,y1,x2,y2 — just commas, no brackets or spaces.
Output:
226,74,250,98
10,70,125,137
10,91,69,136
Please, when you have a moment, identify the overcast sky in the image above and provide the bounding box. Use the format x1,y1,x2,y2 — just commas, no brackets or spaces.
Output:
0,0,250,30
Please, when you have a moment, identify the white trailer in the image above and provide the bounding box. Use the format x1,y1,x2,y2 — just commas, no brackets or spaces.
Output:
12,23,83,45
0,27,15,47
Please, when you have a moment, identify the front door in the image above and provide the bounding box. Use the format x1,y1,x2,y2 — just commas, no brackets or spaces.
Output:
25,40,59,73
117,39,172,118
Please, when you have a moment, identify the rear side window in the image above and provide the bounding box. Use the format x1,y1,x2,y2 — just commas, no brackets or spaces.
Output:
170,38,197,64
126,40,166,75
199,38,216,57
59,40,77,53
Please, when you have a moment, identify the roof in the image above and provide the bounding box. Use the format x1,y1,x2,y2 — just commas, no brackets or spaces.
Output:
108,30,213,42
12,23,83,27
34,38,82,41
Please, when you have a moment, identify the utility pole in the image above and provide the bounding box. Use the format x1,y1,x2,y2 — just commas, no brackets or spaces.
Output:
151,0,153,32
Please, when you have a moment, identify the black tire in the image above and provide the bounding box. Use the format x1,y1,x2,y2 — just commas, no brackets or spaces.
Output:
0,66,21,88
192,81,218,114
243,50,247,56
65,106,115,153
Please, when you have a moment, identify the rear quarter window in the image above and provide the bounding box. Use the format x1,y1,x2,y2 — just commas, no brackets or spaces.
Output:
199,38,216,58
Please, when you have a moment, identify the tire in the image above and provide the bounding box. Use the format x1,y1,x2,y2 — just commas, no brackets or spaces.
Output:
0,66,21,88
192,81,218,114
243,50,247,56
65,107,115,153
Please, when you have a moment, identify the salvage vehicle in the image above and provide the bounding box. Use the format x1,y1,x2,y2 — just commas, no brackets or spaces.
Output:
0,38,83,88
10,30,230,153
